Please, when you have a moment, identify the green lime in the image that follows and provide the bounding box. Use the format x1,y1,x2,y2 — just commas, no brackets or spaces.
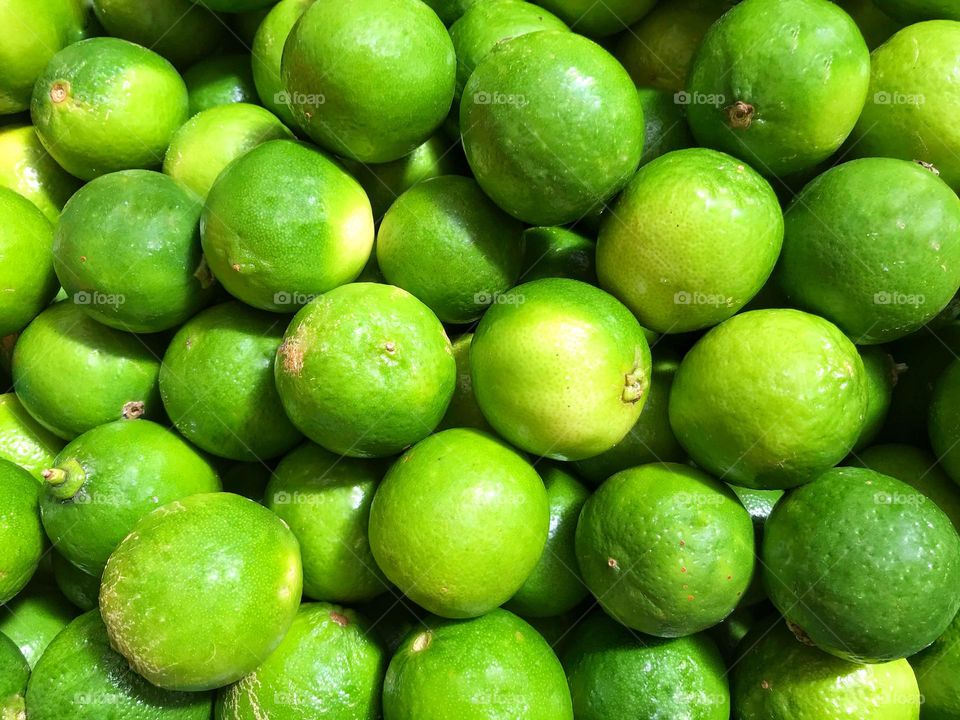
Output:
0,0,84,114
275,283,455,458
54,169,215,333
563,611,729,719
776,159,960,343
597,148,783,333
855,347,897,448
100,492,302,690
836,0,903,47
636,88,695,166
930,359,960,484
0,460,44,604
421,0,481,24
576,462,755,636
0,393,64,480
874,0,960,21
266,442,388,603
763,466,960,662
850,21,960,190
50,552,99,611
31,37,189,180
12,302,163,440
733,619,920,719
0,632,27,720
26,610,212,720
384,609,573,719
91,0,226,68
160,302,303,461
910,610,960,720
520,226,596,284
687,0,870,176
183,54,257,115
461,31,643,225
250,0,313,127
437,333,492,432
376,176,525,323
669,309,868,489
281,0,456,162
506,463,590,618
0,581,76,667
533,0,655,36
215,603,386,720
39,419,221,574
369,428,548,618
201,139,374,312
471,279,651,460
220,461,271,502
574,354,685,485
0,124,80,222
615,0,729,92
0,187,57,337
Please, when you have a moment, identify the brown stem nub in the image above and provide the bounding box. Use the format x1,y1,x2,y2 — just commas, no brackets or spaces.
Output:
727,101,755,129
122,401,145,420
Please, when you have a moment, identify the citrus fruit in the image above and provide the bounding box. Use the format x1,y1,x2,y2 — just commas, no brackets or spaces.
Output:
0,580,76,667
215,603,386,720
91,0,226,68
281,0,456,162
732,619,921,719
31,37,189,180
422,0,481,24
471,278,651,460
461,31,643,225
163,103,292,198
776,158,960,343
0,187,58,337
0,459,44,604
576,462,755,636
383,609,573,720
0,124,80,222
436,333,492,432
597,148,783,333
376,175,526,323
250,0,313,127
520,226,596,284
369,428,548,618
12,302,163,439
0,393,64,480
266,442,388,603
636,89,695,166
849,21,960,190
874,0,960,21
763,466,960,662
929,359,960,484
183,54,257,115
25,610,213,720
687,0,870,176
909,610,960,720
39,419,221,574
0,632,27,720
669,309,868,489
563,611,730,719
836,0,903,47
201,139,374,312
50,552,99,611
275,283,455,458
0,0,85,114
160,302,303,461
533,0,655,36
855,347,897,448
54,169,216,333
100,492,302,690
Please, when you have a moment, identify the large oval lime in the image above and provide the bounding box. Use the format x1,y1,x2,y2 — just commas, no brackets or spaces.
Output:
0,124,80,222
0,460,44,604
0,393,64,480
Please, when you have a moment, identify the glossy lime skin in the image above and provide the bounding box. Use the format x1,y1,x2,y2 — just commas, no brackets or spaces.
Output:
687,0,870,176
369,428,549,618
437,333,492,432
598,148,783,333
216,603,386,720
0,187,57,337
12,302,163,440
777,159,960,344
563,611,730,720
183,54,257,115
201,139,374,312
0,393,64,480
0,632,28,719
930,359,960,484
0,582,76,667
422,0,482,24
266,443,387,603
910,610,960,720
534,0,656,36
40,420,221,575
462,31,643,225
31,37,189,180
281,0,456,162
25,611,212,720
101,492,303,691
669,309,868,489
471,278,651,461
0,460,44,604
251,0,313,126
576,463,755,636
54,170,215,333
275,283,456,458
384,609,573,720
51,552,100,611
520,226,596,284
733,620,920,720
764,467,960,662
850,21,960,191
506,463,590,618
164,103,293,198
0,124,80,223
377,176,525,323
160,302,302,461
636,89,695,167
